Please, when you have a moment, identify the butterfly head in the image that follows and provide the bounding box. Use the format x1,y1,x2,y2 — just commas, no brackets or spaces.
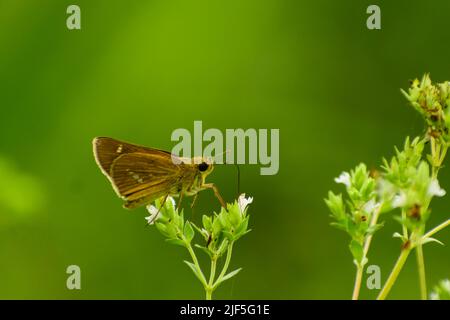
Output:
193,156,214,177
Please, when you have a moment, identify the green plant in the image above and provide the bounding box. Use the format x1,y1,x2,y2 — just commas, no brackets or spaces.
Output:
146,194,252,300
325,74,450,300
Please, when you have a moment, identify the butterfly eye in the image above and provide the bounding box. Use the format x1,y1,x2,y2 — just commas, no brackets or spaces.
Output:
198,162,209,172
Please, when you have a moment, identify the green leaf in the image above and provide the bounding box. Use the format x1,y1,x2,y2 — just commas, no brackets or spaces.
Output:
234,216,249,238
218,211,230,228
330,221,348,232
222,230,234,241
212,216,223,235
421,237,444,246
349,240,364,264
325,192,346,220
216,239,229,256
194,244,213,258
202,215,212,230
183,221,195,243
220,268,242,283
191,223,209,241
392,232,407,242
366,222,384,235
183,261,204,284
155,222,167,235
165,238,186,247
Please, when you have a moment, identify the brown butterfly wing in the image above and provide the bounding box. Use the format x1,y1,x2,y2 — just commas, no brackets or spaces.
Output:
92,137,174,175
110,152,181,200
93,137,186,208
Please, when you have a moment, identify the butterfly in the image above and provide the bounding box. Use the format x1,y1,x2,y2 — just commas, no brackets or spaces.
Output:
92,137,226,212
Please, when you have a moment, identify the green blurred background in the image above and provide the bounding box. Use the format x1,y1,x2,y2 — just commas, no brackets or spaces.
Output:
0,0,449,299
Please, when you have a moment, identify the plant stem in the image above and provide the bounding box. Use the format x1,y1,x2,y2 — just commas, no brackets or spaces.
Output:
363,206,381,257
422,219,450,239
401,208,408,239
377,246,411,300
415,243,427,300
351,206,381,300
430,137,438,177
352,266,364,300
430,138,447,178
213,242,234,290
185,241,207,287
209,257,217,286
205,256,218,300
414,138,448,300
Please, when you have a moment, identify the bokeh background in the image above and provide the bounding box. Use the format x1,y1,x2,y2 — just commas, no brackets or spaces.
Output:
0,0,449,299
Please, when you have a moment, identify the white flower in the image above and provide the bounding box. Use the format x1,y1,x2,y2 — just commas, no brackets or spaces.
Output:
238,194,253,214
428,179,446,197
378,178,396,197
363,199,379,214
145,204,160,225
144,196,176,225
392,192,407,208
335,172,351,187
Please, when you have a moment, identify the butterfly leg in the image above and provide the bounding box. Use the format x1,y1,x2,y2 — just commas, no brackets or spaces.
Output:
190,193,199,219
149,194,169,224
177,192,184,210
203,183,226,208
190,193,199,209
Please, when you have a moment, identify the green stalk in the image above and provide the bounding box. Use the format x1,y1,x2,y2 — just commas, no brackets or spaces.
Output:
401,208,408,239
352,266,364,300
414,139,449,300
415,243,427,300
351,206,381,300
377,246,411,300
422,219,450,239
213,242,234,290
184,240,208,290
206,256,218,300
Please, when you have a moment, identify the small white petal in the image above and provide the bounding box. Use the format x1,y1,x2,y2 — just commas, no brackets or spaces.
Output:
146,204,158,215
428,179,446,197
145,205,160,225
392,193,406,208
363,199,379,214
335,172,351,187
238,193,253,213
168,196,176,209
378,178,396,196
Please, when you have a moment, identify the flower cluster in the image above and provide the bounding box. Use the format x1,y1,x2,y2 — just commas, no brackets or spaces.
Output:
381,137,446,233
401,74,450,142
326,74,450,300
325,164,382,267
195,194,252,259
146,197,194,247
145,194,252,299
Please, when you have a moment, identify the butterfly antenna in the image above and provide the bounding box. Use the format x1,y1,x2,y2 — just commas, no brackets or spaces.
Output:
218,149,241,197
212,149,232,164
234,163,241,197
